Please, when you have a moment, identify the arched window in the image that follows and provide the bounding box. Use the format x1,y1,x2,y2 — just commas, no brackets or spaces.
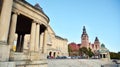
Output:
49,52,52,57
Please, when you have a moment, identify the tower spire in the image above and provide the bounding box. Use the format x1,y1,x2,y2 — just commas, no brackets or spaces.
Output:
83,26,87,34
81,26,88,37
95,37,99,42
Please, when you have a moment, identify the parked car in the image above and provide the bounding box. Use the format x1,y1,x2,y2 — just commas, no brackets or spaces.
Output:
71,56,82,59
56,56,67,59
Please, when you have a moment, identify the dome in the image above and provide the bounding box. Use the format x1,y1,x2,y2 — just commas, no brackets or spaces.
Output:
101,43,105,48
98,43,109,53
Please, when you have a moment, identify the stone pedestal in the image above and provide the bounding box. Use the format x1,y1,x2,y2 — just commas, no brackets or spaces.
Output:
10,52,29,61
0,45,10,61
0,62,15,67
30,52,40,61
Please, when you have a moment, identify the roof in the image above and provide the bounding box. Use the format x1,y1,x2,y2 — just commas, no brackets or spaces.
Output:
95,37,99,42
81,26,88,37
55,35,68,41
68,43,80,51
101,43,105,48
18,0,50,22
98,44,109,53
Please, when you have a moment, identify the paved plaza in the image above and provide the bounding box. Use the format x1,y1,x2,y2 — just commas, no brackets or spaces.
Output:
48,59,120,67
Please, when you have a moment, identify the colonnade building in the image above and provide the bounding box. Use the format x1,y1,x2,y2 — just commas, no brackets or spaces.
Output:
0,0,50,67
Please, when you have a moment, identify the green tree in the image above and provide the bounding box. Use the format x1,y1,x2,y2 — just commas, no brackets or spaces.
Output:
79,47,88,55
110,52,120,59
79,47,94,58
68,45,71,56
88,48,94,57
118,51,120,54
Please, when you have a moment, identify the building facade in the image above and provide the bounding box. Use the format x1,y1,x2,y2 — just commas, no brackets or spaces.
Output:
0,0,49,67
47,26,68,58
68,26,101,57
68,42,79,56
68,26,110,60
81,26,100,53
98,44,110,61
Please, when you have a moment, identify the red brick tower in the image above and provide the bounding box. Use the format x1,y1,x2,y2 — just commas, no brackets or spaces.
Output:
81,26,89,48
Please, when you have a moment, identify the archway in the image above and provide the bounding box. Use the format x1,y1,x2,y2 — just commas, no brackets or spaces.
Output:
53,52,56,58
49,52,52,57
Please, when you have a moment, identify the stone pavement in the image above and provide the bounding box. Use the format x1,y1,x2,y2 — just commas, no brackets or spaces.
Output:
47,59,119,67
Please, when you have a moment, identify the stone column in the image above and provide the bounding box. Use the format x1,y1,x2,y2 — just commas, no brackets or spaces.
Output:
40,32,43,52
42,29,48,54
8,13,18,50
16,34,25,52
30,22,36,51
0,0,13,43
0,0,13,61
35,23,40,52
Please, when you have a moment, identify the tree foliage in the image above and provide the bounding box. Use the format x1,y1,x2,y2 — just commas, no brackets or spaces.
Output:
88,48,94,57
110,52,120,59
68,45,72,56
118,51,120,54
79,47,94,58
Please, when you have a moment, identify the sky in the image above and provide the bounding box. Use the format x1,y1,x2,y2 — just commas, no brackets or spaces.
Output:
26,0,120,52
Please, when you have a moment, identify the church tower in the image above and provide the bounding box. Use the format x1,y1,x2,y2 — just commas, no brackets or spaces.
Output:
81,26,89,48
94,37,100,50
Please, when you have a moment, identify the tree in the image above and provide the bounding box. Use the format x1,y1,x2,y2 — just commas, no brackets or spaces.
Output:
79,47,94,58
88,48,94,57
68,45,72,56
79,47,88,55
118,51,120,54
110,52,120,59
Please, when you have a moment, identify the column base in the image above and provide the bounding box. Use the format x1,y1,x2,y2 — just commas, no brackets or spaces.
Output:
40,53,47,60
9,51,29,61
0,62,15,67
30,51,41,61
0,44,10,61
0,41,7,45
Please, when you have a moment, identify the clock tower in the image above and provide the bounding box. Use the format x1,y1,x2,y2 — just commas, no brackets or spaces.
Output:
81,26,89,48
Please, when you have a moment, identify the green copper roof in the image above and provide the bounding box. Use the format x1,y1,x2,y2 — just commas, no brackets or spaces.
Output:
98,43,109,53
101,43,105,48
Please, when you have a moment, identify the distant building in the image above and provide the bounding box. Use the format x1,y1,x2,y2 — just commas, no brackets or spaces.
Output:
68,26,110,59
47,26,68,58
68,42,79,56
98,44,110,61
81,26,100,55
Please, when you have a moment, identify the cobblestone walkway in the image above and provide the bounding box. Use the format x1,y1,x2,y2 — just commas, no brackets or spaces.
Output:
47,59,117,67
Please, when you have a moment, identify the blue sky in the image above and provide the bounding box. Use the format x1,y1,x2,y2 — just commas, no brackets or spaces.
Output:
27,0,120,52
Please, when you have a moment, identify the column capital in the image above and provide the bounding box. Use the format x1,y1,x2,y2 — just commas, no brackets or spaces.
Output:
33,20,42,25
13,11,20,15
45,27,48,31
